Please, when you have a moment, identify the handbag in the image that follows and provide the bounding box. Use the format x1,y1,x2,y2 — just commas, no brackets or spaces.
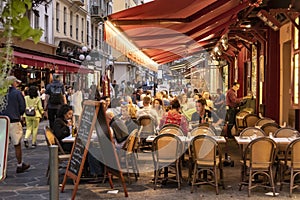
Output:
25,97,39,117
25,107,36,116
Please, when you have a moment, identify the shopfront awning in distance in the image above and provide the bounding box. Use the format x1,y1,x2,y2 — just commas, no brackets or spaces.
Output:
13,51,93,74
105,0,258,71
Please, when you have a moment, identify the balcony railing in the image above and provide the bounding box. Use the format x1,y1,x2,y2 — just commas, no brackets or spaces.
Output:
73,0,84,6
90,6,106,17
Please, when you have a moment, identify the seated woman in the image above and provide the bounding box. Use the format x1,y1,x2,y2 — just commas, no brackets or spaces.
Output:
159,99,189,136
52,104,74,153
120,105,138,134
152,98,165,122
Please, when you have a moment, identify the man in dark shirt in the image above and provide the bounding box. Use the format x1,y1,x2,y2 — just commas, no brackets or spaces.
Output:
1,76,30,173
226,82,246,138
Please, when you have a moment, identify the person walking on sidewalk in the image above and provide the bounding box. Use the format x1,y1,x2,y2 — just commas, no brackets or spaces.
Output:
45,74,66,129
24,86,44,148
0,76,30,173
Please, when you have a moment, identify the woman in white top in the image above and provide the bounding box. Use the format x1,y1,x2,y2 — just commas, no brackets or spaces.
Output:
203,91,214,110
71,86,83,126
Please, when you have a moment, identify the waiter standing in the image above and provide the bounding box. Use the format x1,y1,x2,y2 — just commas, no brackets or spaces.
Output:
226,82,247,138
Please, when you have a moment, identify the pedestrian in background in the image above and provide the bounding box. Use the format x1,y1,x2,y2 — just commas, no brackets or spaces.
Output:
24,86,44,148
0,76,30,173
112,80,119,97
45,74,66,129
71,84,82,126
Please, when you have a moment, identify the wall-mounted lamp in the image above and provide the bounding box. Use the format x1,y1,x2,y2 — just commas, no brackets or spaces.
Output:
21,64,28,69
257,9,281,31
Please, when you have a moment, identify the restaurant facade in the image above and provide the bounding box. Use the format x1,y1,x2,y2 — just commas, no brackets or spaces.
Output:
104,0,300,129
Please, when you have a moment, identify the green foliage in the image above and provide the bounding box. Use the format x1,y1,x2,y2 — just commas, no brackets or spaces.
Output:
0,0,44,110
2,0,43,44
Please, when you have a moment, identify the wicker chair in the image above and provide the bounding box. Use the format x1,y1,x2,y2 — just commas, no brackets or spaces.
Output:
280,138,300,197
255,118,275,127
137,115,157,151
239,127,266,137
274,127,300,138
272,128,300,184
239,137,277,197
44,126,71,184
243,114,260,128
190,135,224,194
152,133,183,190
261,122,281,136
159,124,184,136
238,127,266,155
121,129,139,184
235,110,250,134
190,126,215,136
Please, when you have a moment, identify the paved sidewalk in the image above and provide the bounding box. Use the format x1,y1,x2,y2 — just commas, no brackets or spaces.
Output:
1,120,300,199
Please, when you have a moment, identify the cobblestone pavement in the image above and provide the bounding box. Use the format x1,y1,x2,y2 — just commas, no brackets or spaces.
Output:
1,120,300,199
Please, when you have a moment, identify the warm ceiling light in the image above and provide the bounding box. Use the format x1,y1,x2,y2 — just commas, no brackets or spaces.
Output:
213,46,219,53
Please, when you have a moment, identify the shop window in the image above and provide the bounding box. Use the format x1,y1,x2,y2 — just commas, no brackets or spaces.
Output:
70,12,73,37
56,3,59,32
63,7,67,35
76,15,79,40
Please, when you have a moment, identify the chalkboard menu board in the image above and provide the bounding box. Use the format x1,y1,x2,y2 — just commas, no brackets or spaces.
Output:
68,104,95,176
61,100,100,200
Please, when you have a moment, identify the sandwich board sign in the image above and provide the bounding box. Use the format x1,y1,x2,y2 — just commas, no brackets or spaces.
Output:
0,116,9,182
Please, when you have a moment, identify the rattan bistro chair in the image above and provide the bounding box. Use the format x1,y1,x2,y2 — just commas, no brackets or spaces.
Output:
280,138,300,197
243,114,260,128
239,137,277,197
190,126,215,136
121,129,139,184
137,115,157,151
159,124,184,136
261,122,281,136
239,127,266,137
190,135,224,195
44,126,71,183
274,127,300,138
235,110,250,134
255,118,275,127
238,127,266,157
274,127,300,159
152,133,183,190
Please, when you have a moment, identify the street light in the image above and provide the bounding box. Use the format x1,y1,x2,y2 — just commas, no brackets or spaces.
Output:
79,46,91,61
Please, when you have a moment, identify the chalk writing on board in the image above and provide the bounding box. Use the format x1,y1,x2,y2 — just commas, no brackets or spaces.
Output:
69,138,85,175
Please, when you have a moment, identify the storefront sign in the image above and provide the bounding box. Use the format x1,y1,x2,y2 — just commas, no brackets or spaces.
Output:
0,116,9,182
157,84,169,92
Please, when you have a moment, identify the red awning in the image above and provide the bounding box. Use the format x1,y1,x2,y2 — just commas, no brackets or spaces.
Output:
105,0,256,69
13,51,93,74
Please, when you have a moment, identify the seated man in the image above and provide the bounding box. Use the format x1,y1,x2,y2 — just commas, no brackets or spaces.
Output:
136,96,158,127
191,98,223,127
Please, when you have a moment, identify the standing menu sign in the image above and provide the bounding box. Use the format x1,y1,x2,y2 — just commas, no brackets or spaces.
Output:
95,103,128,197
61,100,100,199
0,116,9,182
